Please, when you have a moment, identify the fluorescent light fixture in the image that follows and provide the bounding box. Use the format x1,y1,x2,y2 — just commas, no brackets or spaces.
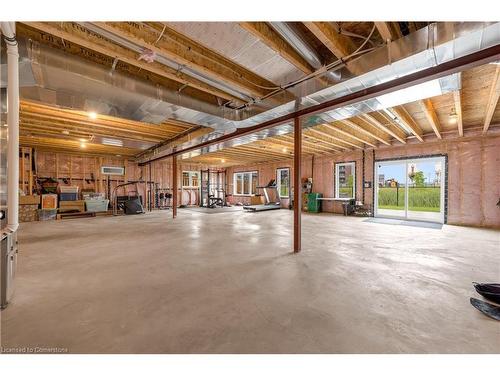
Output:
102,138,123,147
376,79,444,108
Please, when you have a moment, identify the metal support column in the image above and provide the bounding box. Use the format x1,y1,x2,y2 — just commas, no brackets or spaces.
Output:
293,116,301,253
172,155,177,218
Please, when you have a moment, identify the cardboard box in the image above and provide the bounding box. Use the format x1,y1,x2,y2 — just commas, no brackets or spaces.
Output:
41,194,58,209
19,195,41,205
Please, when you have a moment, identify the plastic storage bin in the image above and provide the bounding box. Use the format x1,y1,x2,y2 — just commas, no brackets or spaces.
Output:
59,192,79,201
38,209,57,221
85,199,109,212
58,185,79,193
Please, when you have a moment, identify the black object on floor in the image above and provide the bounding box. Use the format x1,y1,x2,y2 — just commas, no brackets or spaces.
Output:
123,198,145,215
470,297,500,321
473,282,500,304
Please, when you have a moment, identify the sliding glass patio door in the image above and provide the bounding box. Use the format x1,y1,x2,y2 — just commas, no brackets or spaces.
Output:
375,156,445,223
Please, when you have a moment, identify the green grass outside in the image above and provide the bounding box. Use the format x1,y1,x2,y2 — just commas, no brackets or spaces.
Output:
378,187,440,212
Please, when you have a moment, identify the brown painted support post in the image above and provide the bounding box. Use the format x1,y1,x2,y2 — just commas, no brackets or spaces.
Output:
293,116,301,253
172,155,178,218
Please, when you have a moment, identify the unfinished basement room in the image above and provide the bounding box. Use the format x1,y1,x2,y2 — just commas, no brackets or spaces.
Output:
1,5,500,365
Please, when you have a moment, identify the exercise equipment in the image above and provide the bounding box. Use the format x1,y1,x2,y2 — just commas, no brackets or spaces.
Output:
112,182,145,215
155,186,172,210
200,169,227,208
243,179,281,212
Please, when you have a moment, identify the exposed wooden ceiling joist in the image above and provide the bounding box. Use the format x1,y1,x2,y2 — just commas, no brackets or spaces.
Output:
239,22,318,77
303,128,351,150
390,106,424,142
344,118,391,145
361,113,407,144
324,122,376,148
419,99,442,139
20,136,138,156
452,91,464,136
374,22,392,42
303,22,356,60
483,65,500,134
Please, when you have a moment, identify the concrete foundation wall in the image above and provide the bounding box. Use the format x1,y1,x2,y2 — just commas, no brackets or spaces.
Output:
226,134,500,228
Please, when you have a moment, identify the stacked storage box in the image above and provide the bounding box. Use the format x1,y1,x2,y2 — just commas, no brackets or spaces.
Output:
39,194,58,221
83,192,109,213
58,185,79,201
58,186,85,213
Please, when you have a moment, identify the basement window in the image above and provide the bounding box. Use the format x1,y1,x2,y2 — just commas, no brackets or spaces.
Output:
335,162,356,199
276,168,290,198
182,171,200,188
234,171,258,196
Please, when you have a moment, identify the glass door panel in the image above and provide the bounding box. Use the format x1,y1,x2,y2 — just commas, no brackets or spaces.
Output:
407,157,444,223
375,161,407,218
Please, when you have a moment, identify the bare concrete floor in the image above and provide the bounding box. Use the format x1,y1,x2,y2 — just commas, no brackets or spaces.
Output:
1,210,499,353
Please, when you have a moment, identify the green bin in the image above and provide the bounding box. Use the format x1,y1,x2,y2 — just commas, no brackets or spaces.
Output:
307,193,322,213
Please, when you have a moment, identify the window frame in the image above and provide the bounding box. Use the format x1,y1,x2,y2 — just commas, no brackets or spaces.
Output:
276,167,290,199
182,171,200,188
233,171,259,196
334,161,356,199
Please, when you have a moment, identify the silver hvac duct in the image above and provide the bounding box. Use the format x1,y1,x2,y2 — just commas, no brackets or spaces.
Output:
139,22,500,163
268,22,342,81
6,22,500,162
79,22,256,105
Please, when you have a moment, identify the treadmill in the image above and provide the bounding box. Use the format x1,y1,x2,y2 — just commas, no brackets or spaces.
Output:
243,179,281,212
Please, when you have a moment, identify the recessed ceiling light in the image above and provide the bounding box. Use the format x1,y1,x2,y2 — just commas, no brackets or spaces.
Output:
282,147,288,153
221,159,226,163
88,111,98,119
80,142,86,149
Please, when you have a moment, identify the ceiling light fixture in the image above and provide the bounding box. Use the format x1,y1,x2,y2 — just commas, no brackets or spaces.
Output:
62,130,70,135
88,111,98,119
282,147,288,153
80,142,86,149
221,159,226,163
449,108,458,124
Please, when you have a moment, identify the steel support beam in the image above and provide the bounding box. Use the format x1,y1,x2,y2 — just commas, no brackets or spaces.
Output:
172,155,178,218
293,116,302,253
